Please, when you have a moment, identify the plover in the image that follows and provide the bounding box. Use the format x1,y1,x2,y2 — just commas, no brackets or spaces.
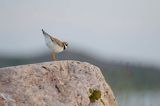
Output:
42,29,68,60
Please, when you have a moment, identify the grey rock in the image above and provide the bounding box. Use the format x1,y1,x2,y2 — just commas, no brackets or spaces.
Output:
0,60,117,106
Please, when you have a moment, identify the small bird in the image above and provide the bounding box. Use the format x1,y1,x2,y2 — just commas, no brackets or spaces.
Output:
42,29,68,60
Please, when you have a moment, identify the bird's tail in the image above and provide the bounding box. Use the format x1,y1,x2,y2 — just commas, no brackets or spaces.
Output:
42,29,47,35
42,29,51,37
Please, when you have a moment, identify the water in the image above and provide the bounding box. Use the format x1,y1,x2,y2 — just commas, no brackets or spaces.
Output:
116,90,160,106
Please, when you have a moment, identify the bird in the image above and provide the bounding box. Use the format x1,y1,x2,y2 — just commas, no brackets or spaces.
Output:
42,29,68,60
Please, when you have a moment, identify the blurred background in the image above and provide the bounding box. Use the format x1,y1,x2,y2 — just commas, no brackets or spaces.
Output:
0,0,160,105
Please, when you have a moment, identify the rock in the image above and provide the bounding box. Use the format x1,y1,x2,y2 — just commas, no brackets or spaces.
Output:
0,60,117,106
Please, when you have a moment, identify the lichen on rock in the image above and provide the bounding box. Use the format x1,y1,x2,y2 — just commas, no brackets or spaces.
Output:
89,88,105,106
89,88,101,102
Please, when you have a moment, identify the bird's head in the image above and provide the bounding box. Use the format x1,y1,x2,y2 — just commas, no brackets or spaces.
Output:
63,42,68,50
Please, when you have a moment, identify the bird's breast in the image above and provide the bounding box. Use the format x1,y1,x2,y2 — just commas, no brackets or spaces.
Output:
45,37,63,53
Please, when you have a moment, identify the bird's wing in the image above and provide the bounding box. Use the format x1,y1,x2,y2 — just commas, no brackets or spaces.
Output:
42,29,64,47
50,36,64,47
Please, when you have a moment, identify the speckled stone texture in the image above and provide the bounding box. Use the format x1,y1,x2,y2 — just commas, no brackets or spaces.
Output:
0,61,117,106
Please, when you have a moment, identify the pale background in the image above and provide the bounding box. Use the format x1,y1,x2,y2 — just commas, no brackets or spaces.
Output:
0,0,160,67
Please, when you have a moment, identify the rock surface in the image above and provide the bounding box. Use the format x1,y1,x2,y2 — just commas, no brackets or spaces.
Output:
0,60,117,106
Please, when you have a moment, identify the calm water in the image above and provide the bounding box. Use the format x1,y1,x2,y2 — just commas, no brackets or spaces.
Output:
116,90,160,106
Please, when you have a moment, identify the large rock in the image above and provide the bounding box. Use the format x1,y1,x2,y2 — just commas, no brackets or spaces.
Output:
0,60,117,106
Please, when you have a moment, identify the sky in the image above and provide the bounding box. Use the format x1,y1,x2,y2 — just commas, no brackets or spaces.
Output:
0,0,160,66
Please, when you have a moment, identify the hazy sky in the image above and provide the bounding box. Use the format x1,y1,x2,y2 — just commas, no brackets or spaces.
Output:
0,0,160,66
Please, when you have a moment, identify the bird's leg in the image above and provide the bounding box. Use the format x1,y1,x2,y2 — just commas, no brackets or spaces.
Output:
51,52,57,60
